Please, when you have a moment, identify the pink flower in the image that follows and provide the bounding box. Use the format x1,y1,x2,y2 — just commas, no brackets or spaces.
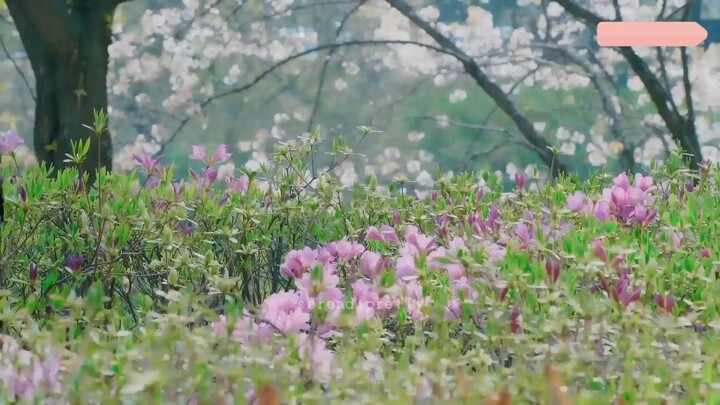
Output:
189,167,219,189
402,280,429,320
545,257,560,284
280,247,319,278
613,172,631,189
396,254,418,281
296,333,335,381
566,191,591,213
225,175,249,195
610,276,641,309
403,226,435,255
212,144,231,163
633,173,654,192
325,238,365,262
514,223,537,249
483,241,507,262
189,145,207,162
352,279,380,305
190,144,231,166
593,201,611,221
701,248,710,258
260,291,310,332
359,251,383,278
591,239,608,263
428,237,467,280
295,262,339,294
133,153,163,174
0,131,23,154
366,225,400,244
654,292,676,314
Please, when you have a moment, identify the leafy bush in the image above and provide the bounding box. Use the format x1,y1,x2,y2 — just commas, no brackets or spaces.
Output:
0,126,719,403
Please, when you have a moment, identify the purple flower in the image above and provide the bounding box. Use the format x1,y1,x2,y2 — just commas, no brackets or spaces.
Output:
133,153,163,174
0,131,23,154
29,263,38,283
67,255,84,274
19,186,27,204
610,275,641,309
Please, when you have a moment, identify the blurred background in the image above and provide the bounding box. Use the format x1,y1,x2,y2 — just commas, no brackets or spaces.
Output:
1,0,719,190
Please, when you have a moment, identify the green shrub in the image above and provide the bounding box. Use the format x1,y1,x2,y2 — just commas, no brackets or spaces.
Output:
0,125,719,404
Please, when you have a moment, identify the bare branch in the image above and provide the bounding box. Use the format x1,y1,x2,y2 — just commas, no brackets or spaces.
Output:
535,43,635,171
385,0,566,178
0,31,35,101
307,1,365,134
157,39,465,155
552,0,702,171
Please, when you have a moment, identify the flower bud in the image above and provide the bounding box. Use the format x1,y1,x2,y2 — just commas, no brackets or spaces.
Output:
29,262,38,283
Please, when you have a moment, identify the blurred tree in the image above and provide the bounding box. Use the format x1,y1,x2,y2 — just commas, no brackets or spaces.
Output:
5,0,126,179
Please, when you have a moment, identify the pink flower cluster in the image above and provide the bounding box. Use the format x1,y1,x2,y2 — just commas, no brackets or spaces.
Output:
211,217,513,380
0,336,61,402
133,143,249,197
566,173,657,226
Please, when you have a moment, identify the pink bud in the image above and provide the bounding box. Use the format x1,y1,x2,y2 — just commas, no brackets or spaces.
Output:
591,240,608,263
545,258,560,284
514,172,526,191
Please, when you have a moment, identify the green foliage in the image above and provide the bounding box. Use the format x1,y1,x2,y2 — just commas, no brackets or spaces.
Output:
0,132,719,404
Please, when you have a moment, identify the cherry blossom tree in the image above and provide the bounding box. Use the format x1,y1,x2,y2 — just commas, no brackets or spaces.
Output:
3,0,719,190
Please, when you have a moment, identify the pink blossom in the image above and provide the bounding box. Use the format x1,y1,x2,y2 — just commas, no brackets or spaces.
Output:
225,175,249,195
428,237,467,280
325,238,365,262
133,153,163,174
610,276,641,309
402,280,429,320
591,240,608,263
189,145,207,162
403,225,435,255
514,171,526,191
281,247,319,278
366,225,400,244
593,201,611,221
211,144,232,163
396,254,418,281
260,291,310,332
654,292,676,314
634,173,654,192
296,333,335,381
190,144,231,166
359,250,383,278
566,191,592,213
0,131,23,154
295,262,339,294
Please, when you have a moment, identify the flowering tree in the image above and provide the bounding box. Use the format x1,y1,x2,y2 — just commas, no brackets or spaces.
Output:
3,0,719,190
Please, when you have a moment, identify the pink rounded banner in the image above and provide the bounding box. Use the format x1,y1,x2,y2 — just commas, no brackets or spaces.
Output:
597,22,708,47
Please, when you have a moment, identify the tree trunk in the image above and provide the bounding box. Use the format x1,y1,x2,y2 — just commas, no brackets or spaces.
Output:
7,0,119,182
